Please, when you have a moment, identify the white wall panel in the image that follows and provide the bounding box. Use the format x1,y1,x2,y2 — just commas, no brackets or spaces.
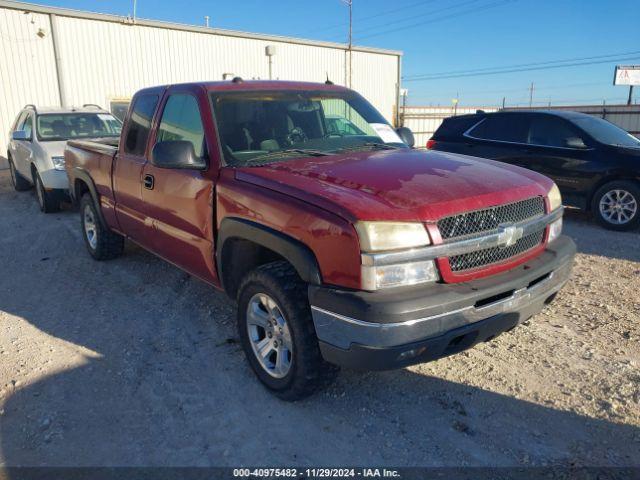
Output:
0,3,401,160
0,8,59,154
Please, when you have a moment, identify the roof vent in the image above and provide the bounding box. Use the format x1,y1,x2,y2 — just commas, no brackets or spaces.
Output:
231,76,243,83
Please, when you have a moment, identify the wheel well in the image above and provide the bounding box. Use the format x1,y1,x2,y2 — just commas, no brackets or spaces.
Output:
74,178,90,205
30,163,37,183
587,176,640,211
220,238,289,299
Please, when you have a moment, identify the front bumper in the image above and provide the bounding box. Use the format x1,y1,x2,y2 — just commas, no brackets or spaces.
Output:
39,168,70,191
309,235,576,370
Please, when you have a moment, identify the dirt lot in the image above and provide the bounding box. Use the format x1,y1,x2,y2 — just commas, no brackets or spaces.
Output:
0,169,638,467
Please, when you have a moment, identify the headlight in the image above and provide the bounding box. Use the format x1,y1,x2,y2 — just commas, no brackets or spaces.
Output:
354,221,430,252
51,156,65,171
362,260,438,290
548,217,562,243
547,183,562,211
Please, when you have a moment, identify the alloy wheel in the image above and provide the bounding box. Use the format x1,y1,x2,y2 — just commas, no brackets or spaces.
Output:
83,204,98,249
246,293,293,378
599,189,637,225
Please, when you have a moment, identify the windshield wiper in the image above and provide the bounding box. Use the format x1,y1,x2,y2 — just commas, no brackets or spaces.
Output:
336,142,402,152
240,149,332,166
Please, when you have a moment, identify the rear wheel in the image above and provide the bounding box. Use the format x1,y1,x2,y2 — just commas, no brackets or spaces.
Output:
34,171,60,213
8,157,31,191
237,261,338,401
80,193,124,260
592,181,640,231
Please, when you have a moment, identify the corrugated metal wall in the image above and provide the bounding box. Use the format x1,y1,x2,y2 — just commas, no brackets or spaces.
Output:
0,8,60,154
0,2,401,157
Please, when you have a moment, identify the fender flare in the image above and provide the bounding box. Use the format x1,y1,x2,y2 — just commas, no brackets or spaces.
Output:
217,217,322,289
71,167,108,228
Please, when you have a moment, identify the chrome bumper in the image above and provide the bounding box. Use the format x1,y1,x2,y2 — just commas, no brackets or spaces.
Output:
311,242,574,350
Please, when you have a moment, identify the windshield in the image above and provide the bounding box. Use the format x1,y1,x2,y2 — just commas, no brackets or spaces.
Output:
37,113,122,141
572,116,640,148
210,89,407,165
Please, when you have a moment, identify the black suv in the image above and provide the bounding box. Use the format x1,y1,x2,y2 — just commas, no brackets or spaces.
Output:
428,110,640,231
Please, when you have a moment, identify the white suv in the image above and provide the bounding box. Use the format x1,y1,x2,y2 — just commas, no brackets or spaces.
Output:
7,105,121,213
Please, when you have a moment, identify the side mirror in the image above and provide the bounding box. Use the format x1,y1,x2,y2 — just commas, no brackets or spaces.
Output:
396,127,415,148
150,141,206,170
12,130,30,141
565,137,587,149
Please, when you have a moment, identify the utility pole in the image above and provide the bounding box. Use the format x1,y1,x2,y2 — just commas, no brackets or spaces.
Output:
132,0,137,23
628,85,634,106
502,97,505,109
528,82,534,108
340,0,353,88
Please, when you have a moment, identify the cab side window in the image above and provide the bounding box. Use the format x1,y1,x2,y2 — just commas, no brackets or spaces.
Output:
124,94,159,156
156,94,205,157
527,116,584,148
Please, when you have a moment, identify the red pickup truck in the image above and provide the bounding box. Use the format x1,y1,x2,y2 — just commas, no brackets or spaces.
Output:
65,80,575,400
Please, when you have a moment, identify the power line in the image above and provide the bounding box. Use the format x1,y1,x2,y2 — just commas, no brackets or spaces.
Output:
294,0,439,36
404,49,640,80
324,0,485,41
354,0,515,41
403,55,640,82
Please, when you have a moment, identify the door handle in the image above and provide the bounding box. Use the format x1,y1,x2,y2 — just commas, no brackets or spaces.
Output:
143,174,154,190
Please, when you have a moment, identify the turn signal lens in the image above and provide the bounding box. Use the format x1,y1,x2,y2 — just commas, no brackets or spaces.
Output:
548,218,562,243
362,260,438,290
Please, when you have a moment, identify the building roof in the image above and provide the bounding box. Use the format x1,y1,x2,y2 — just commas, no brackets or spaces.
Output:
0,0,402,57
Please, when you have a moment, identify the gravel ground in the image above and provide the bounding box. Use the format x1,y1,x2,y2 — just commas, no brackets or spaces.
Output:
0,169,638,467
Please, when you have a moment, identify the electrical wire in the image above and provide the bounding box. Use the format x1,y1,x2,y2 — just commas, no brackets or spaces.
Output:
404,50,640,80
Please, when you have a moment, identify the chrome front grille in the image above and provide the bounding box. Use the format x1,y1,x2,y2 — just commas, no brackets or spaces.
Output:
438,197,545,240
438,197,547,273
448,230,545,272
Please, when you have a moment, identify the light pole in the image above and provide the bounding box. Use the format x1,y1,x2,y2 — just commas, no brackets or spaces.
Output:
265,45,276,80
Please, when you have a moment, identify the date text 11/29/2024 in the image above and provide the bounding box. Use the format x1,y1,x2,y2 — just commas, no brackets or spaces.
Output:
233,468,401,478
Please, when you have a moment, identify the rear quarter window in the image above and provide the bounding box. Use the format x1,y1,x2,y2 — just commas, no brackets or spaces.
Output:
468,114,529,143
434,115,483,140
124,94,159,156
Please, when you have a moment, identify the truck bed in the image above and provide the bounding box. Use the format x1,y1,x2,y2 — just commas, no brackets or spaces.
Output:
65,137,119,209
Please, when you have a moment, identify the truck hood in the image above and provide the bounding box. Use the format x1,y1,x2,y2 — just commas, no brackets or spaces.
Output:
235,149,553,223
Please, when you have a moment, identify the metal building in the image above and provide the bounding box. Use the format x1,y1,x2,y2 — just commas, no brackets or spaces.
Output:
0,0,402,156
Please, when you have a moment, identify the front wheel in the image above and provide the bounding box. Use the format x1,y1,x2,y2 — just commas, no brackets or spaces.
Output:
80,193,124,260
34,171,60,213
592,181,640,231
237,261,338,401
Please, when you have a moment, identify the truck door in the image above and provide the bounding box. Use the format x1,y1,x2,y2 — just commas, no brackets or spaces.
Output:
140,90,218,284
113,93,159,245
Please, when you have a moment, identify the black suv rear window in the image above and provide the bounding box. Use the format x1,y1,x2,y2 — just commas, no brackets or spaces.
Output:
468,114,529,143
434,115,483,139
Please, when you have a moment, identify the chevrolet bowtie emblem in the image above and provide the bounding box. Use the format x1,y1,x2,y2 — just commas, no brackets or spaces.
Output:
497,224,523,248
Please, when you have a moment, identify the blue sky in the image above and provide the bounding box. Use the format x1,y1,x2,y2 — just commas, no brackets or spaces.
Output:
33,0,640,107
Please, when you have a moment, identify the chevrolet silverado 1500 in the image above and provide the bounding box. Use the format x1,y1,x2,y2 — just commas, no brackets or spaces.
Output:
65,80,575,400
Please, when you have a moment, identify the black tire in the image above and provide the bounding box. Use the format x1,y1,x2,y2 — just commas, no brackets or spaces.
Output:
34,170,60,213
237,261,338,401
80,193,124,260
8,157,31,191
592,180,640,231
